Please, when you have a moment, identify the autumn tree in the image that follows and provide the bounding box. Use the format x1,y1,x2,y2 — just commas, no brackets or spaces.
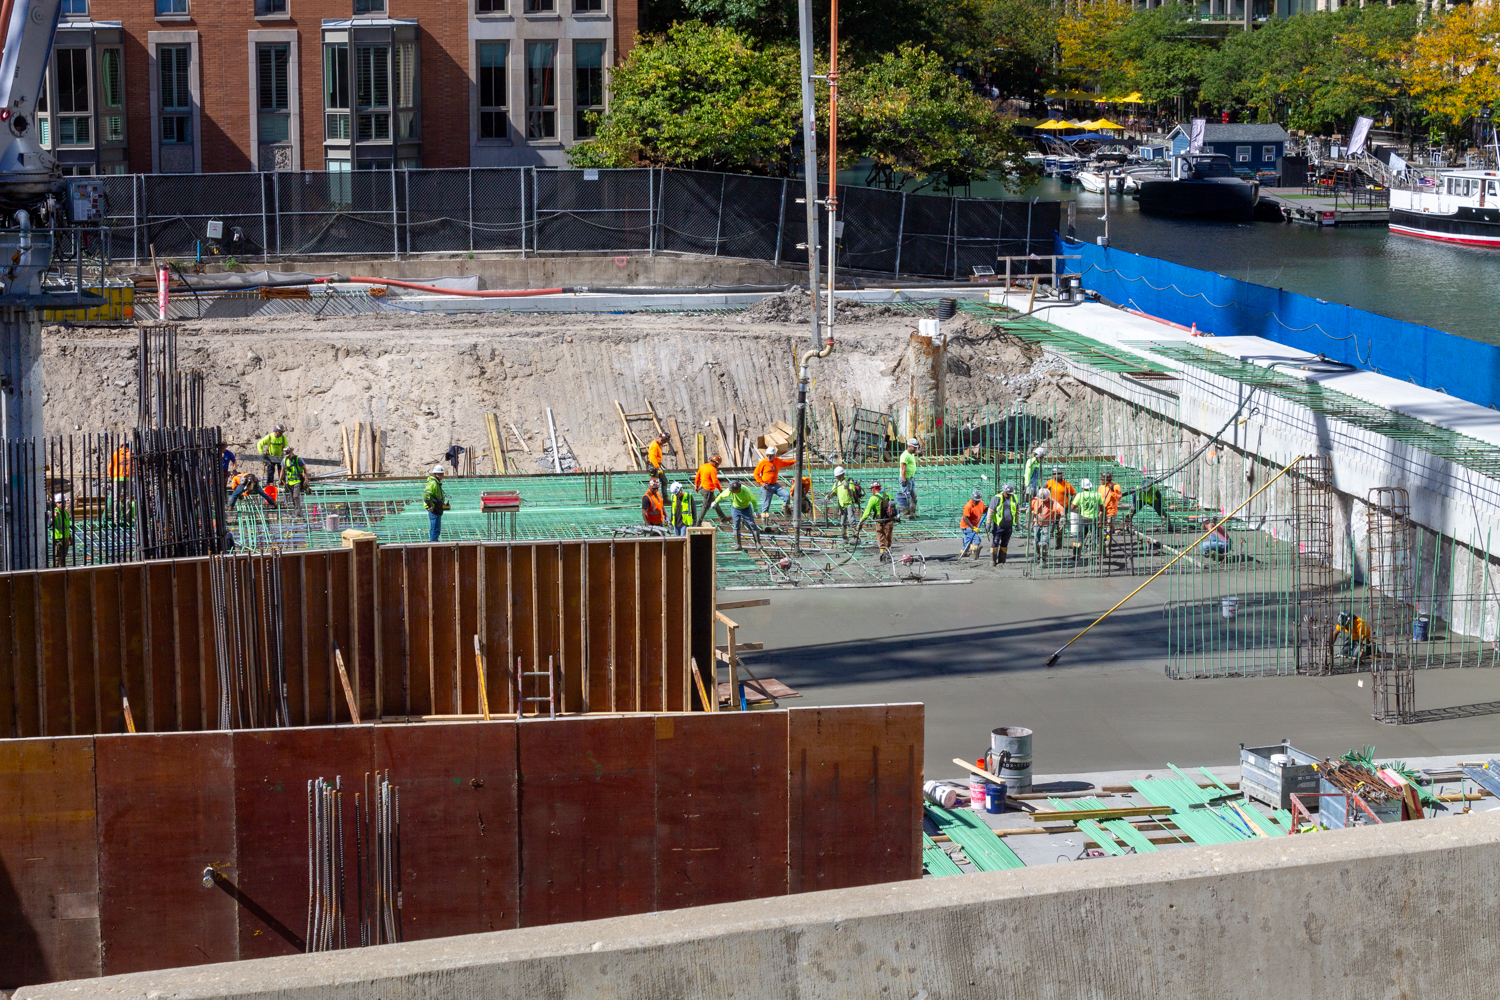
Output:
1406,3,1500,129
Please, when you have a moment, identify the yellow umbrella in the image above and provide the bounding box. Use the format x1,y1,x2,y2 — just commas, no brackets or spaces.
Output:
1100,92,1144,104
1034,120,1080,130
1092,118,1125,130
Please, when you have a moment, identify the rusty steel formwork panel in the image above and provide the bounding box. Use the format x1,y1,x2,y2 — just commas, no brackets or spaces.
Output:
788,704,925,894
1293,455,1337,677
1367,487,1416,723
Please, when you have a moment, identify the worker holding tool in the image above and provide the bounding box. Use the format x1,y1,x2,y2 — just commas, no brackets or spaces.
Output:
1099,471,1122,548
899,438,920,518
1030,487,1063,560
860,481,897,561
48,494,71,567
228,470,277,509
960,490,988,560
1023,445,1047,497
647,434,670,477
827,466,862,539
714,478,762,549
694,454,724,525
990,483,1018,565
1072,477,1102,556
754,446,795,516
107,440,132,524
667,482,697,536
257,424,288,484
281,446,308,505
641,478,665,528
424,465,449,541
1335,611,1373,663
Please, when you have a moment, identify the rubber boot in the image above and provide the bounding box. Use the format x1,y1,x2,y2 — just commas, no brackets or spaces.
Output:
999,545,1008,564
961,544,971,558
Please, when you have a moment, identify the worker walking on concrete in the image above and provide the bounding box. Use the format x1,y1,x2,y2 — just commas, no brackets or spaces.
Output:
281,447,308,508
642,478,665,528
107,440,132,525
1072,477,1102,558
1045,467,1075,548
694,454,724,525
48,494,71,567
258,424,288,484
1023,445,1046,498
424,465,449,541
1030,487,1063,560
990,484,1018,565
860,481,897,561
827,466,862,539
1099,471,1122,549
960,490,988,559
228,470,277,510
899,438,920,518
667,482,697,536
647,434,670,477
715,479,762,549
754,446,795,516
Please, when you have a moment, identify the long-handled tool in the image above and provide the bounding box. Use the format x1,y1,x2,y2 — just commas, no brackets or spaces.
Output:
1045,455,1307,667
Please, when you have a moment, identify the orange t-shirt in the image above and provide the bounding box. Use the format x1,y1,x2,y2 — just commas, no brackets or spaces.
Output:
647,441,664,467
1046,478,1075,509
754,456,795,485
961,500,987,529
1031,496,1063,524
695,462,721,491
1100,483,1122,516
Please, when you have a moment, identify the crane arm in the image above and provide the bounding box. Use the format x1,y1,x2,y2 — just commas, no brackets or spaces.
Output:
0,0,63,210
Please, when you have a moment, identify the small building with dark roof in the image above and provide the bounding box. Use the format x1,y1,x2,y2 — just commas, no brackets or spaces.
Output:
1165,123,1291,175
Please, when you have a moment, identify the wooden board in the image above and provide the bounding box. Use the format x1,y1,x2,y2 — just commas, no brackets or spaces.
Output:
655,712,787,910
146,561,177,731
232,727,374,959
787,704,924,893
350,536,379,723
38,571,69,735
377,547,408,718
517,716,657,925
583,542,612,713
404,547,432,717
429,545,458,717
374,722,520,938
95,731,238,973
64,568,97,736
0,736,102,985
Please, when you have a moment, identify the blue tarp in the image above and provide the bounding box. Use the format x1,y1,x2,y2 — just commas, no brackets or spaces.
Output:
1057,237,1500,410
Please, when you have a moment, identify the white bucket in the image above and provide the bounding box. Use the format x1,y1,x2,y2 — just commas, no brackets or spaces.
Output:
923,780,959,809
1222,595,1239,619
325,513,340,533
1270,753,1293,767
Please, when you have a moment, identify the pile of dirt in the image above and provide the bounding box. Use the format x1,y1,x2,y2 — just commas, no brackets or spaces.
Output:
737,290,903,326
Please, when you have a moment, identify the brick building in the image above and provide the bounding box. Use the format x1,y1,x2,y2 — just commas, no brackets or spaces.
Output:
36,0,638,175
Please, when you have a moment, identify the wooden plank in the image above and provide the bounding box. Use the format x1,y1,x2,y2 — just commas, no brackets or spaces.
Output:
615,401,641,470
404,546,432,717
328,548,355,722
96,731,238,973
584,542,612,713
1030,805,1166,822
429,545,459,717
716,599,770,611
559,542,585,715
663,540,687,713
788,704,924,893
350,536,379,723
611,543,637,713
9,574,39,739
481,545,509,715
0,574,13,738
456,544,480,715
278,554,306,727
656,712,787,910
712,417,730,464
378,546,408,718
666,417,686,470
120,566,148,735
37,572,69,735
233,727,373,959
0,736,102,985
174,560,206,732
374,722,520,939
63,568,97,736
147,562,176,731
303,553,332,725
518,717,656,925
509,545,535,713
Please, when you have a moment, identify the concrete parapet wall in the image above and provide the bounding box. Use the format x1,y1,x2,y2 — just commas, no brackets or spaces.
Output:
21,810,1500,1000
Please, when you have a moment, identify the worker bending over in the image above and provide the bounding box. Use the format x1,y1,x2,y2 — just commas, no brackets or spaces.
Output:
642,479,665,528
694,454,724,525
647,434,670,477
1030,487,1063,560
860,482,897,561
827,466,862,539
754,446,795,516
228,471,277,510
715,479,763,549
258,424,288,484
990,484,1018,565
424,465,449,541
960,490,988,560
1072,477,1102,557
667,482,697,536
1335,611,1373,663
899,439,920,518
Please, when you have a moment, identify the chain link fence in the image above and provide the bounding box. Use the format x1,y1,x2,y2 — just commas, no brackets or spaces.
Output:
94,167,1059,278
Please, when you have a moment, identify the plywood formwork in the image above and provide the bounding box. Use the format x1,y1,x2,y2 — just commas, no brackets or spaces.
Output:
0,535,713,739
0,705,922,990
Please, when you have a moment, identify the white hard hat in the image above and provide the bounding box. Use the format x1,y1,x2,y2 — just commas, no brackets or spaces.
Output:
907,438,919,447
1080,477,1093,490
669,482,683,494
766,446,777,456
430,464,446,475
833,466,845,477
53,493,63,503
1034,445,1046,456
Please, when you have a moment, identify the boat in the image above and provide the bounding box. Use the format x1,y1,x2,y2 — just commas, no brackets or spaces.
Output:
1136,154,1260,222
1390,170,1500,246
1077,170,1109,194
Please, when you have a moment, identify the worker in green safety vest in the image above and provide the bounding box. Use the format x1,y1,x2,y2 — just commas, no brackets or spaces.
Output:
989,484,1019,565
48,493,71,567
1071,477,1102,559
714,479,762,549
667,482,697,536
258,424,288,484
826,466,863,539
281,447,308,506
1022,445,1046,498
423,465,449,542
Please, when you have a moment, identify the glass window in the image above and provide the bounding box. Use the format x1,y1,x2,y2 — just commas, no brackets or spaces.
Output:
354,0,385,14
477,0,502,11
574,41,603,138
104,115,124,142
324,42,350,140
1234,145,1250,163
525,0,554,12
1489,181,1499,197
356,45,389,108
155,0,188,15
478,42,506,139
394,42,415,108
61,0,88,16
56,49,89,114
574,0,601,11
58,116,91,146
158,45,192,143
525,41,554,139
1261,145,1275,162
258,43,290,147
256,0,288,14
100,48,123,107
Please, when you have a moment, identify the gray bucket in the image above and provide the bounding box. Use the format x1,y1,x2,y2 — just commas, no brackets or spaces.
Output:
986,726,1033,792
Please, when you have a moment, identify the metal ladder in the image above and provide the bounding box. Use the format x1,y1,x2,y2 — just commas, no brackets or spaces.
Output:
514,656,556,719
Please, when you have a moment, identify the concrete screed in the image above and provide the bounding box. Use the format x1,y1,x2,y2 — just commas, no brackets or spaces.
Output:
18,811,1500,1000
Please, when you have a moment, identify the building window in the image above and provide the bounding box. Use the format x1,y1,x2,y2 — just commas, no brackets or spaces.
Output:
159,45,192,143
156,0,188,15
258,43,290,144
324,43,350,140
574,41,603,138
354,0,385,14
525,0,554,12
101,48,123,107
478,42,506,139
1235,145,1251,163
477,0,503,11
55,48,91,147
394,41,417,139
525,41,554,139
574,0,601,12
61,0,88,17
1261,145,1275,162
256,0,288,15
355,44,390,142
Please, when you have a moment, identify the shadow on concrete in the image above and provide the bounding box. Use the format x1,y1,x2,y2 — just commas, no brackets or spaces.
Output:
1405,700,1500,725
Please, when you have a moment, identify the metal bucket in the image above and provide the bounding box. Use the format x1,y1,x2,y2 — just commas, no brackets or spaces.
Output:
986,726,1033,792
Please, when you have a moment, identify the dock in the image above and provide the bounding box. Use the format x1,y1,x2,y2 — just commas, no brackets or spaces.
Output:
1261,186,1390,226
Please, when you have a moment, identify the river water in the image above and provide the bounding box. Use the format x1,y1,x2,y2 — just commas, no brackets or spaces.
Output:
993,178,1500,347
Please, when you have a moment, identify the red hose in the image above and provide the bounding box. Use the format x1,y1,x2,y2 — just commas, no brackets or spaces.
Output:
317,275,569,297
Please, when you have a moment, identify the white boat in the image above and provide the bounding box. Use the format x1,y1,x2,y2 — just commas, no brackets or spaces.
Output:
1077,170,1109,194
1390,169,1500,246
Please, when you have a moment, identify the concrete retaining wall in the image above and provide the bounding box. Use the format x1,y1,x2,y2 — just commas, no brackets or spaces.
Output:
20,810,1500,1000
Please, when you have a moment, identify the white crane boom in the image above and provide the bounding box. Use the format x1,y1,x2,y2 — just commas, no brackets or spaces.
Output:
0,0,63,209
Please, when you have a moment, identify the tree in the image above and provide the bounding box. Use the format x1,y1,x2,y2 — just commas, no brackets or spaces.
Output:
1406,4,1500,129
1057,0,1134,94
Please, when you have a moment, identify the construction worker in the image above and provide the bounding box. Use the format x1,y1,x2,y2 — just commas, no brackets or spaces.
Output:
827,466,862,539
1201,522,1232,558
1335,611,1373,663
860,481,897,560
228,470,277,509
1099,471,1122,548
48,493,71,567
258,424,288,484
642,478,665,528
222,446,238,481
990,483,1019,565
424,465,449,541
715,478,762,549
281,446,308,505
754,446,795,516
1045,466,1076,511
667,482,697,536
1072,477,1102,556
960,490,988,559
1137,481,1171,532
899,438,920,518
1030,487,1063,558
107,440,132,524
647,434,670,477
694,454,724,525
1023,445,1047,497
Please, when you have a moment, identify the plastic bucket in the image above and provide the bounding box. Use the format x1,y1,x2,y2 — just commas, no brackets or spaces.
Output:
969,762,987,812
1414,615,1430,642
987,727,1033,792
1222,595,1239,619
324,513,340,533
923,780,958,809
985,782,1007,814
